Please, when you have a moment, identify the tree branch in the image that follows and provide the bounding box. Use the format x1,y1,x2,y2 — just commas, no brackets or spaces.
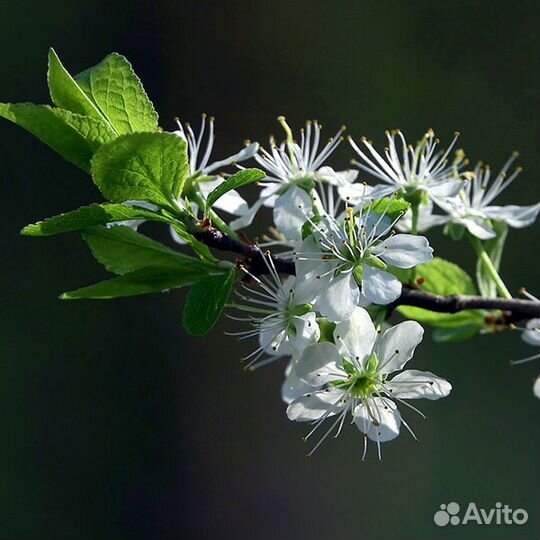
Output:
194,225,540,323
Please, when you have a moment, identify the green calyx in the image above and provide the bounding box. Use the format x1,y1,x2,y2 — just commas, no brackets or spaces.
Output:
399,186,428,206
290,303,312,317
335,353,380,398
353,255,387,284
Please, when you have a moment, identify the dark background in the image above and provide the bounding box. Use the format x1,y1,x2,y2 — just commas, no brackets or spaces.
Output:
0,1,539,539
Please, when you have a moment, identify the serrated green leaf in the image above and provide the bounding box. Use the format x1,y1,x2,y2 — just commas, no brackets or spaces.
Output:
182,267,236,335
74,52,158,134
91,132,189,209
21,203,170,237
398,257,484,328
477,221,508,298
61,266,202,300
205,169,265,210
432,324,481,343
0,102,108,171
47,48,113,129
83,226,214,275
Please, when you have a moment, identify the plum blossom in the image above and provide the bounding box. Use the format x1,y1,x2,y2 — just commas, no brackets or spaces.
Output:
295,206,433,320
231,117,350,239
228,252,320,369
174,115,259,217
349,129,465,203
434,154,540,239
286,307,452,458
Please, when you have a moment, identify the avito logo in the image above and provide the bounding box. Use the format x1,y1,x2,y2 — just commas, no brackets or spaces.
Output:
434,502,528,527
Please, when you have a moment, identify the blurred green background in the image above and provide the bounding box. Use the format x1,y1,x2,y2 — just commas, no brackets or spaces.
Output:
0,1,538,539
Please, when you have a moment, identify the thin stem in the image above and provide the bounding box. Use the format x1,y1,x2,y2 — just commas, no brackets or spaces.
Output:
469,235,512,299
410,202,420,235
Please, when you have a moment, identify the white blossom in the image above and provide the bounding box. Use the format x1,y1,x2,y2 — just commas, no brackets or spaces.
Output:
434,154,540,239
228,252,320,369
295,205,433,319
286,307,451,458
231,117,349,239
174,114,259,217
349,129,465,203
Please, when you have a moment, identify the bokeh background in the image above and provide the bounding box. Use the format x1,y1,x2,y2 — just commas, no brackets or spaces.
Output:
0,1,539,539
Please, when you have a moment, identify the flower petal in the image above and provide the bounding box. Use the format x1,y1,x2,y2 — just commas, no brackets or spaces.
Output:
378,234,433,268
523,319,540,347
483,203,540,229
534,376,540,399
287,388,346,422
353,397,401,442
461,217,496,239
375,320,424,374
290,312,320,353
203,142,259,175
295,342,345,386
334,307,377,367
274,186,313,240
281,360,316,405
362,266,402,305
315,271,360,321
385,369,452,400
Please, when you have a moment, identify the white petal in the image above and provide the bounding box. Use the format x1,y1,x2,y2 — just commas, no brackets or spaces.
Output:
333,307,377,367
385,369,452,400
295,342,345,386
290,312,320,353
315,272,360,321
281,360,316,405
295,236,325,279
203,142,259,174
377,234,433,268
461,217,496,239
362,266,402,305
287,388,346,422
229,196,268,230
533,376,540,399
274,186,313,241
522,319,540,347
353,397,401,442
483,203,540,229
258,320,291,356
428,179,463,198
375,320,424,374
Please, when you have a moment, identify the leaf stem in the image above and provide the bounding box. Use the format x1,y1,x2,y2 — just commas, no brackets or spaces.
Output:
468,235,512,299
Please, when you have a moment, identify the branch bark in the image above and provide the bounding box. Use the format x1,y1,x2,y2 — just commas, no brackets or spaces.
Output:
195,225,540,322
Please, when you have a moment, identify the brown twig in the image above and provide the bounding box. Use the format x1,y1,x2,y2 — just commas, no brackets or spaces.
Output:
194,225,540,322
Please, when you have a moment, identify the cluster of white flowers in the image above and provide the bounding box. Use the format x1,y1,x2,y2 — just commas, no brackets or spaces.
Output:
171,117,540,457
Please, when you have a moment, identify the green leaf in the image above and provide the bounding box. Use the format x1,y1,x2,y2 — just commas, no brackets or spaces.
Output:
182,267,236,335
0,103,110,171
398,257,484,328
74,52,158,134
21,203,170,237
366,196,410,221
205,168,265,210
91,132,189,209
433,324,481,343
82,226,214,275
476,221,508,298
170,221,217,262
47,48,112,127
61,266,202,300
